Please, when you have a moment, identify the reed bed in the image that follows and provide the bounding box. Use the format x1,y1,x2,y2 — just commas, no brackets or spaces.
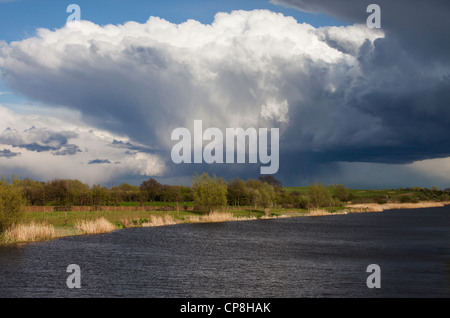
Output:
347,201,450,213
75,217,116,234
307,209,333,216
186,212,240,223
142,215,179,227
3,201,448,245
201,212,235,222
2,222,56,243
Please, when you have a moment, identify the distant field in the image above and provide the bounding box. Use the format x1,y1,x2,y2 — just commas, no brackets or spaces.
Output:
285,187,415,200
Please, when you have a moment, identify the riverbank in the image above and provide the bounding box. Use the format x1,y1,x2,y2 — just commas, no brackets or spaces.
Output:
344,201,450,213
1,201,448,245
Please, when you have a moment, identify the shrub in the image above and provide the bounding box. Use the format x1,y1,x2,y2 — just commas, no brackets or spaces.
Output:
332,184,349,202
398,195,418,203
294,195,310,209
308,183,333,208
374,196,389,204
258,183,276,213
0,179,27,233
351,195,388,204
440,193,450,202
192,173,227,213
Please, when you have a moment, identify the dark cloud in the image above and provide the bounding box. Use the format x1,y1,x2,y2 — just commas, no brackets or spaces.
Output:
272,0,450,62
271,0,450,166
0,127,78,153
110,139,154,153
0,148,20,158
88,159,112,165
52,144,82,156
16,143,56,152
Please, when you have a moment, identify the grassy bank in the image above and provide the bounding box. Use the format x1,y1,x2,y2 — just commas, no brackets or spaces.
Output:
1,201,448,245
0,208,309,244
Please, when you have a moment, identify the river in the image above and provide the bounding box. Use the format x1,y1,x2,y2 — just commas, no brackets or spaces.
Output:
0,207,449,298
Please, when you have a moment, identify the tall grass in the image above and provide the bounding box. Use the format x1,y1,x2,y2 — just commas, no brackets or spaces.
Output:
347,201,450,213
75,217,116,234
307,209,332,216
186,212,238,223
2,222,55,243
142,215,179,227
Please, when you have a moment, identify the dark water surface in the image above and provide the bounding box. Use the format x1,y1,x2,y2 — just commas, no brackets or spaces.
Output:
0,207,449,298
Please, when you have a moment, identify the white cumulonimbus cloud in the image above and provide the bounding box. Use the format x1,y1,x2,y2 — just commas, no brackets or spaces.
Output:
0,9,448,186
0,10,384,149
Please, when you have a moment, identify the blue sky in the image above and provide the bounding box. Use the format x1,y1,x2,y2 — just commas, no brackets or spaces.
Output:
0,0,346,43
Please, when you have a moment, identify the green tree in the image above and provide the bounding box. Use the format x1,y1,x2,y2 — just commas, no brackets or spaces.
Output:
227,177,250,206
112,183,141,203
295,195,310,209
0,179,27,232
333,184,349,202
67,179,90,206
179,186,194,202
91,184,110,206
258,182,276,214
21,178,45,205
192,173,227,213
308,183,333,208
140,178,162,202
44,179,69,206
258,175,283,189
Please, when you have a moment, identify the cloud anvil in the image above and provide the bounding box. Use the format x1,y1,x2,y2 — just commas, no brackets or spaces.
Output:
0,2,449,188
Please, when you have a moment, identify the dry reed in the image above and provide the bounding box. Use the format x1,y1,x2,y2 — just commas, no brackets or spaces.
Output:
347,201,450,213
308,209,333,216
186,212,237,223
3,222,56,243
75,217,116,234
202,212,235,222
142,215,178,227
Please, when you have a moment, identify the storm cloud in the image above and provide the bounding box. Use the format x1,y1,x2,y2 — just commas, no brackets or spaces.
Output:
272,0,450,62
0,148,20,158
88,159,112,165
0,126,85,157
0,7,449,186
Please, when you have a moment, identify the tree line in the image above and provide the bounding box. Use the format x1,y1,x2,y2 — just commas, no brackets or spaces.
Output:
3,174,349,210
5,175,450,211
189,174,348,213
2,173,450,233
15,178,193,207
1,174,296,231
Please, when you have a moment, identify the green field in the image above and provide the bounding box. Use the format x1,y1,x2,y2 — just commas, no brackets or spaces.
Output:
285,186,424,201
